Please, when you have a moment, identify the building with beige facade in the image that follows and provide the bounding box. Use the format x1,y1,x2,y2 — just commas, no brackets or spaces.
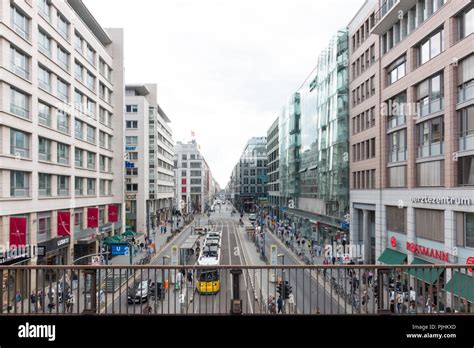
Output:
0,0,125,269
124,84,174,236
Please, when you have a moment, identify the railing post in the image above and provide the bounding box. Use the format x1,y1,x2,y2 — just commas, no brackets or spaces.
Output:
230,269,242,315
82,269,97,314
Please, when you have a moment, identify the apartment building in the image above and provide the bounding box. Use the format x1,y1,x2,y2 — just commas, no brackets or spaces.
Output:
348,0,380,264
174,140,216,214
0,0,125,268
124,84,174,236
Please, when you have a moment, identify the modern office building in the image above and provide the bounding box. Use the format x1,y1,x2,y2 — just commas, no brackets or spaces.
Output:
124,84,174,235
266,117,280,219
347,0,473,309
274,30,350,244
348,0,380,264
0,0,125,268
174,140,217,214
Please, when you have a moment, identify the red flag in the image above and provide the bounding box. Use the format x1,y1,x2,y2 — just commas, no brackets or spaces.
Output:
87,208,99,228
108,204,118,223
58,211,71,236
10,217,27,247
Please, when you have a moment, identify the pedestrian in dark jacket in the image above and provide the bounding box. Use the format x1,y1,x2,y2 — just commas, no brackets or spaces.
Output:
277,298,283,313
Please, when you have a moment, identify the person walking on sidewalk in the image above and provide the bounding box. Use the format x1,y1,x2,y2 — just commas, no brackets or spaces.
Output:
15,291,22,312
277,297,283,314
30,292,36,313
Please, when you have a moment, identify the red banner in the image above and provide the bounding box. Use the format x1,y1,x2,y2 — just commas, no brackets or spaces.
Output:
108,204,118,223
10,217,27,247
57,211,71,236
87,208,99,228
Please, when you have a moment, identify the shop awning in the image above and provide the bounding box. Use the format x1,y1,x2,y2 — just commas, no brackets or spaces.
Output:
377,248,407,265
122,230,137,237
407,258,444,284
444,272,473,302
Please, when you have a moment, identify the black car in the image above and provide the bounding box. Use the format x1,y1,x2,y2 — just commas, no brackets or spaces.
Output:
127,279,153,304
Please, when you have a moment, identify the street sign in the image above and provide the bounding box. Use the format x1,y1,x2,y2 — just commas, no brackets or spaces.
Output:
111,245,129,256
91,256,101,265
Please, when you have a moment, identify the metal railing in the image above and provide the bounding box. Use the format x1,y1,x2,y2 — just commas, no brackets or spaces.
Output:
0,265,472,315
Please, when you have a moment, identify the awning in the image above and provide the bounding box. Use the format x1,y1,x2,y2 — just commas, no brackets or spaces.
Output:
377,248,407,265
407,258,445,284
444,272,473,302
122,230,137,237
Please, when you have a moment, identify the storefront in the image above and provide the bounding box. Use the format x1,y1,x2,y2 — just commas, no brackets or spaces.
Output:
36,236,70,284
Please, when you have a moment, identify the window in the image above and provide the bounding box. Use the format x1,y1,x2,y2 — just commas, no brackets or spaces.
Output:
10,46,29,79
57,46,69,70
87,99,96,117
74,210,83,232
417,73,443,117
38,65,51,91
74,32,82,52
10,171,29,197
415,208,444,242
74,62,83,81
126,184,138,191
74,119,83,139
459,7,474,40
38,30,51,56
57,176,69,196
387,56,406,85
10,129,29,158
75,177,83,195
126,168,138,176
458,155,474,186
126,105,138,113
466,213,474,247
37,212,51,242
388,129,406,163
87,152,95,170
38,0,50,19
57,110,69,134
10,88,29,119
87,178,95,195
419,29,444,65
99,155,106,172
38,137,51,161
128,152,138,160
11,6,29,39
57,14,69,39
458,54,474,103
459,105,474,151
86,45,95,66
126,120,138,129
86,72,95,91
74,90,83,112
126,136,138,145
74,148,83,167
38,173,51,197
57,143,70,165
99,131,106,148
86,125,95,144
417,116,444,158
57,79,69,102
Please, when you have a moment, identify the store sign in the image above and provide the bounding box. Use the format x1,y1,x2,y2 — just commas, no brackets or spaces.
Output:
87,208,99,228
57,211,71,236
467,256,474,273
38,237,70,255
108,205,118,223
406,242,449,262
125,161,135,168
10,217,27,247
390,236,397,248
411,197,472,205
125,146,136,151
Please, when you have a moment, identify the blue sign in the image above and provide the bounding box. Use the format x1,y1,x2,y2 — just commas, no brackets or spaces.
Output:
340,222,350,229
125,161,135,169
125,146,136,151
111,244,129,256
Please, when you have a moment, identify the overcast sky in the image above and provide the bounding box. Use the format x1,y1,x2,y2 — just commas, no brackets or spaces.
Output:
84,0,365,188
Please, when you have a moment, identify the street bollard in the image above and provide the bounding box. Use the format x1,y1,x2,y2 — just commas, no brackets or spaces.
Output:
230,269,243,315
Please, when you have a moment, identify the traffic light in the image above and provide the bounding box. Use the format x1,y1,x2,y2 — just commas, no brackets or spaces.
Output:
284,282,292,300
276,283,285,299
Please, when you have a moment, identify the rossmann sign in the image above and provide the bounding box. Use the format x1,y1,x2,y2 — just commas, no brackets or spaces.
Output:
406,242,449,262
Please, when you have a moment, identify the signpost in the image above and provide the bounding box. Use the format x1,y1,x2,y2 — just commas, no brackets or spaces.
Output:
270,245,277,283
171,246,178,283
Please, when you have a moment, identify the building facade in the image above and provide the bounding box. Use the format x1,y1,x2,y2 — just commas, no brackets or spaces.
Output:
232,137,268,213
348,0,474,310
0,0,125,269
174,141,217,214
124,84,174,236
266,117,280,218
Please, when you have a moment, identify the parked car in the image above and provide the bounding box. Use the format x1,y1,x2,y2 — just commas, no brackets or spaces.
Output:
249,213,257,221
127,279,153,304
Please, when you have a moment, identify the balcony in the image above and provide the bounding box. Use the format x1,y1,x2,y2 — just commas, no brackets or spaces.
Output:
372,0,417,35
458,82,474,104
10,187,29,197
459,131,474,151
417,141,444,158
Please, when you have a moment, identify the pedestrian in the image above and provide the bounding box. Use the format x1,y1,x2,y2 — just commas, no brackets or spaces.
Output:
30,292,36,313
425,295,432,313
139,242,144,252
15,291,22,312
368,271,373,286
187,270,193,283
38,290,44,311
408,300,416,314
175,270,183,291
396,292,403,313
362,290,369,306
332,256,336,265
277,297,283,314
362,272,367,285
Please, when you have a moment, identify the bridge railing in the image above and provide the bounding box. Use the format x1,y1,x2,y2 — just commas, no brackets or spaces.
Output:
0,265,472,315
